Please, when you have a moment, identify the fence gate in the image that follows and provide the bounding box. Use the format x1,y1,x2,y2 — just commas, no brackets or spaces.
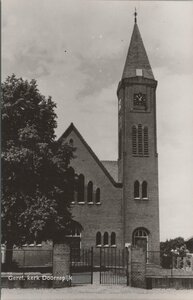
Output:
100,248,129,285
70,247,93,285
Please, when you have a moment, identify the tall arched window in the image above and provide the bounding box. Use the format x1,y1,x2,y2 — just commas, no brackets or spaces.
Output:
103,232,109,246
134,180,140,198
96,232,101,246
77,174,84,202
87,181,93,203
138,124,143,155
144,127,149,155
95,188,100,204
119,130,122,159
142,181,148,198
68,167,75,203
132,126,137,155
111,232,116,246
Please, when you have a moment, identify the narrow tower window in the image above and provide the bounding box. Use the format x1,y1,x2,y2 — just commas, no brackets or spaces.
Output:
138,124,143,155
134,180,140,198
68,167,75,203
111,232,116,246
142,181,148,198
103,232,109,246
95,188,100,204
96,232,101,246
144,127,149,155
87,181,93,203
132,126,137,155
77,174,85,202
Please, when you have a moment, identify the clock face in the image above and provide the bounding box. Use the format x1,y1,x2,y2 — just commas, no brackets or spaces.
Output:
133,93,146,107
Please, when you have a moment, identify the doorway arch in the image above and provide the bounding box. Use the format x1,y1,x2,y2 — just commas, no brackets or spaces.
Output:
132,227,149,252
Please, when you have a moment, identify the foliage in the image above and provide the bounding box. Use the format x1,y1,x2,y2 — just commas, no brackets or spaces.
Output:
160,237,189,268
1,74,81,248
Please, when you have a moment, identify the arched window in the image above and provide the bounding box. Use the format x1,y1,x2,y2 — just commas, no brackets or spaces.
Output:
138,124,143,155
134,180,140,198
119,130,122,159
103,232,109,246
68,167,75,203
95,188,100,203
132,126,137,155
142,181,148,198
96,232,101,246
111,232,116,246
143,127,148,155
87,181,93,203
77,174,84,202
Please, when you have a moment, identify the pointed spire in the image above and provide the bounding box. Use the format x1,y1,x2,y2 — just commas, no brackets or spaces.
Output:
122,13,154,80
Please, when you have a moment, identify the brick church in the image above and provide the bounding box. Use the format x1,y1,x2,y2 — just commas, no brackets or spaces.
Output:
60,14,160,253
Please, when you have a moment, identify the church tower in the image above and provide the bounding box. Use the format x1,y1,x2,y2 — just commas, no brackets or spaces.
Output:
117,12,160,253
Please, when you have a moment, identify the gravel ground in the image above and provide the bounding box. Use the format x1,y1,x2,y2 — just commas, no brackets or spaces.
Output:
1,285,193,300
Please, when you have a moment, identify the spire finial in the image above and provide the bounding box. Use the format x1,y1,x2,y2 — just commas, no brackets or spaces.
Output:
134,8,137,24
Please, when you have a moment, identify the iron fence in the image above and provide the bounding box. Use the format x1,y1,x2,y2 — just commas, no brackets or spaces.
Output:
147,251,193,278
99,247,129,285
70,247,93,285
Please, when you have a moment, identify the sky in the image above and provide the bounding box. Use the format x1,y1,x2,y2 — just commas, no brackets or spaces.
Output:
2,0,193,242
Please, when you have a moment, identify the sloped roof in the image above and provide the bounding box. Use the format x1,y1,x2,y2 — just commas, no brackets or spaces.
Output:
58,123,122,188
101,160,119,182
122,23,154,80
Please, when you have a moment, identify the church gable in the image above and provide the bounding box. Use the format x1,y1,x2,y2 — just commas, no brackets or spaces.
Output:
59,123,122,188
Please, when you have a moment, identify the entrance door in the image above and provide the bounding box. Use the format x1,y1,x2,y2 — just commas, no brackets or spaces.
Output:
133,228,149,261
135,237,147,252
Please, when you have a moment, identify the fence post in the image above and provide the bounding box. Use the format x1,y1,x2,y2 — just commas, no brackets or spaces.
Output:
52,243,71,288
99,247,102,284
128,245,132,286
130,247,146,288
91,247,93,284
126,247,129,286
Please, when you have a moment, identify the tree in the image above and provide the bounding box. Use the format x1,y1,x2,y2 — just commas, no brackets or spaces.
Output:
160,237,187,268
1,74,81,267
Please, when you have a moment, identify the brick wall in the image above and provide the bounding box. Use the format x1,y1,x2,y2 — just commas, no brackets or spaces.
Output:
64,130,123,249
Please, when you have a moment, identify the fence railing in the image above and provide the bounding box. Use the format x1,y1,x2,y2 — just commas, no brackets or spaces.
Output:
146,251,193,277
148,251,193,269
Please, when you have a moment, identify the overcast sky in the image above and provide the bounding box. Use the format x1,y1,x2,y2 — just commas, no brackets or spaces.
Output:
2,0,193,242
